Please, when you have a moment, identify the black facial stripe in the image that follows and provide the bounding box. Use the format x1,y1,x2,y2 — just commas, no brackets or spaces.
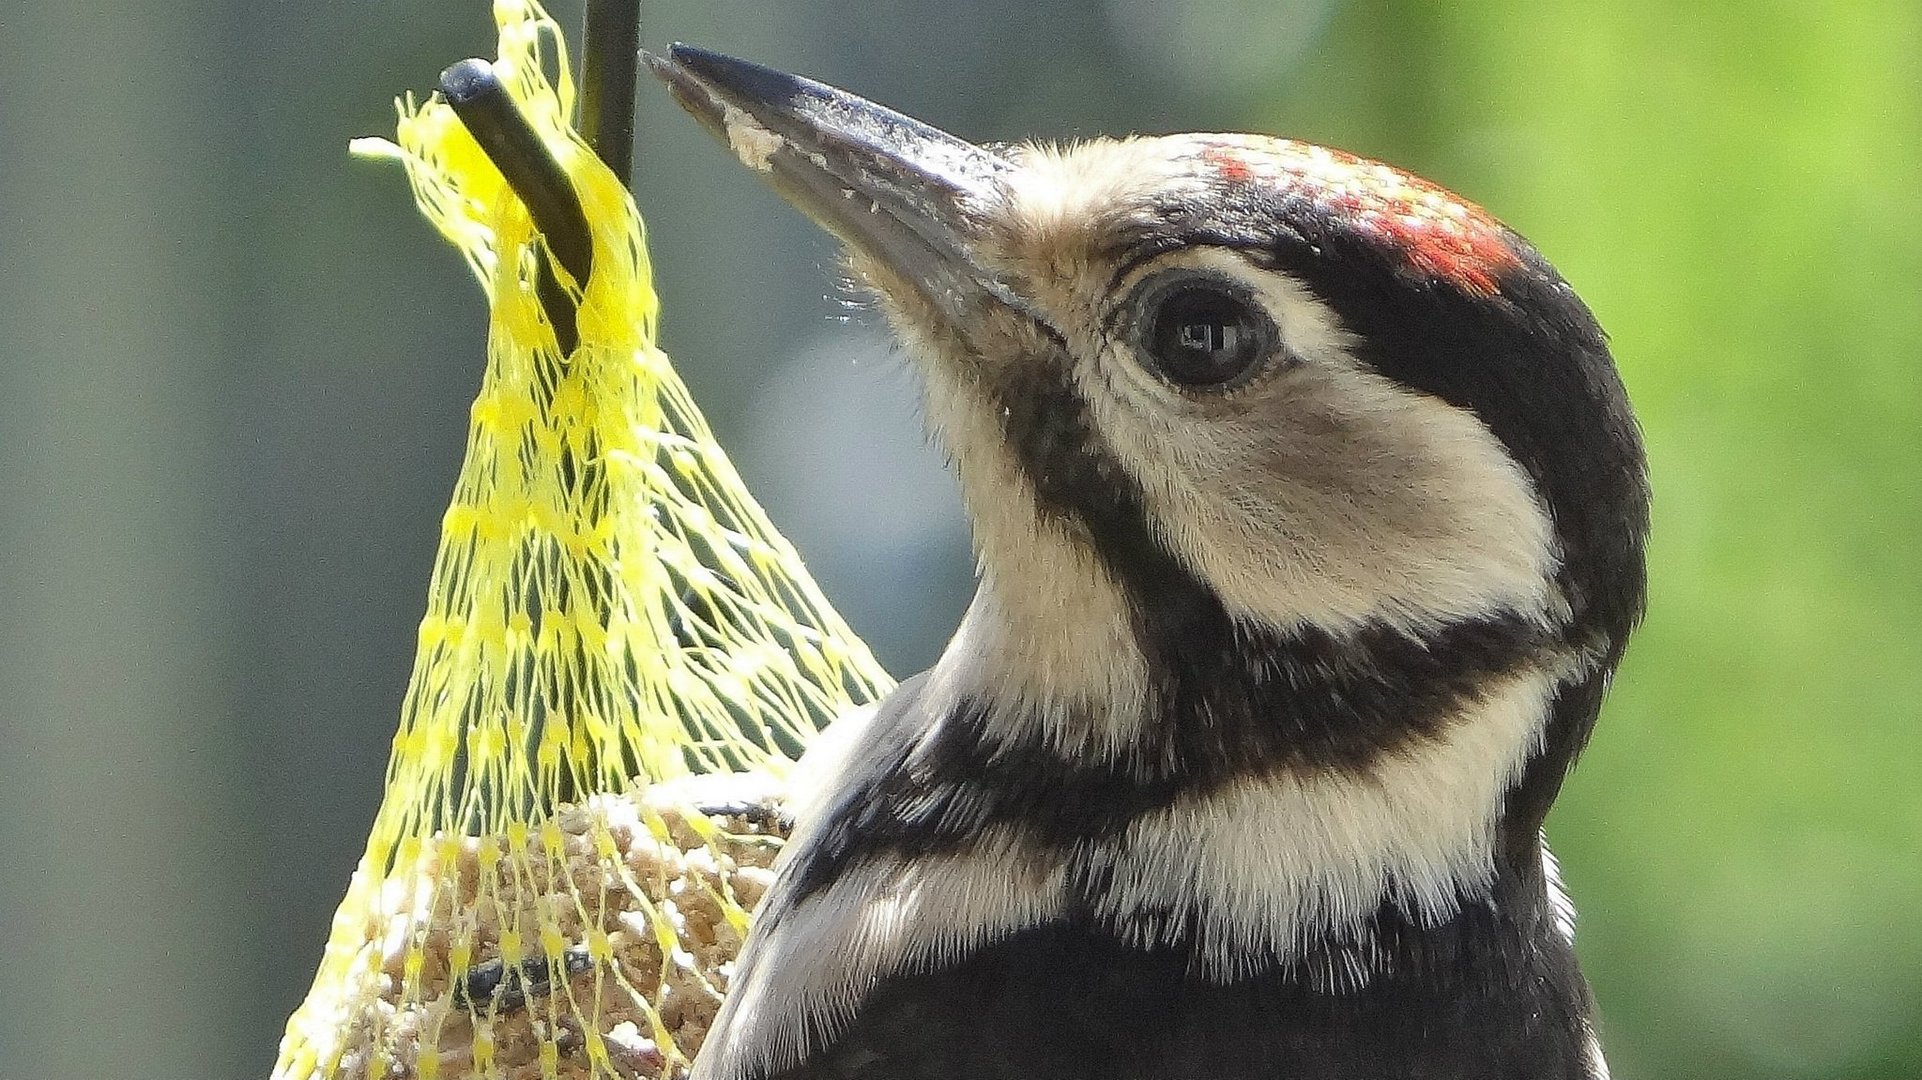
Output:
989,334,1560,712
785,609,1562,904
988,334,1181,596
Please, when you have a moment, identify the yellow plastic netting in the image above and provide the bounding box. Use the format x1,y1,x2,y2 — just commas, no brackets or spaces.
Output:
272,4,891,1077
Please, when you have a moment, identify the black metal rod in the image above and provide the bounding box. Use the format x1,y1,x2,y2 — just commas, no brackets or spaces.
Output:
579,0,640,178
440,57,594,353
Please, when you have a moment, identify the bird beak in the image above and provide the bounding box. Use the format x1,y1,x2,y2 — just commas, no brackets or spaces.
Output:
642,45,1018,321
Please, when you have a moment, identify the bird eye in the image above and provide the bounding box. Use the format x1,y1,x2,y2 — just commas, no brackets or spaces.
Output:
1136,277,1278,390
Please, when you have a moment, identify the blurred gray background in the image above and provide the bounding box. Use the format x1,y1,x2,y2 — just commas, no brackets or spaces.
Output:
3,2,1920,1079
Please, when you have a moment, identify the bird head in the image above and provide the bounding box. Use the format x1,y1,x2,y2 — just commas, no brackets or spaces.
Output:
647,43,1648,837
646,47,1648,1079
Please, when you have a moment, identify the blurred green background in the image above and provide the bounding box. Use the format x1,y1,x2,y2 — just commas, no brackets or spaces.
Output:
2,1,1917,1078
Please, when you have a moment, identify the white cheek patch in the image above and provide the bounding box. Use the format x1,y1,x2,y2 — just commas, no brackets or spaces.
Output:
1091,661,1574,982
1082,248,1565,640
691,829,1068,1080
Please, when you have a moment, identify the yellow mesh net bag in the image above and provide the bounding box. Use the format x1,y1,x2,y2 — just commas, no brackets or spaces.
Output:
271,4,891,1077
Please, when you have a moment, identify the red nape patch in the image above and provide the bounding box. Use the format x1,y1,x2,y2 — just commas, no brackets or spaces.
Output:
1199,141,1521,297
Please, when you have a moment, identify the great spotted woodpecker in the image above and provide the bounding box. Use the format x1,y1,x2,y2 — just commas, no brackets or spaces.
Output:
647,45,1648,1080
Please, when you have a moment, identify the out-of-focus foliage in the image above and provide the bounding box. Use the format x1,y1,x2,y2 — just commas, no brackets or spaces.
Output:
0,3,1913,1080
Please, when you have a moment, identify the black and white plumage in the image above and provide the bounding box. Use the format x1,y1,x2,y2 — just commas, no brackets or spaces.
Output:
646,45,1649,1080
